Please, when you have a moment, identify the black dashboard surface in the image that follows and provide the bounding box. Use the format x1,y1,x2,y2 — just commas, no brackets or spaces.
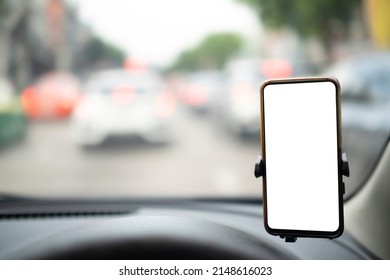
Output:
0,200,376,259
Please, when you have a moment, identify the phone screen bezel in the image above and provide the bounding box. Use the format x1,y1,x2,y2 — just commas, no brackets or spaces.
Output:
260,77,344,239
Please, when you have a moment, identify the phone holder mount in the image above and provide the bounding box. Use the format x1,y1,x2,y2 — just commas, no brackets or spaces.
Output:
254,152,350,243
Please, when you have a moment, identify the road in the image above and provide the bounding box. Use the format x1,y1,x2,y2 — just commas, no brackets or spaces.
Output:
0,105,386,199
0,106,262,199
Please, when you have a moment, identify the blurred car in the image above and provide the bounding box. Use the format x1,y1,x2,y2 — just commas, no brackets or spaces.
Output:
216,58,296,138
179,71,225,114
0,78,27,146
324,52,390,196
215,58,264,138
21,72,81,120
325,52,390,134
72,69,176,146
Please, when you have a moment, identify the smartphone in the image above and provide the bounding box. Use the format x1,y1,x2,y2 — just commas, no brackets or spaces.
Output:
260,77,343,239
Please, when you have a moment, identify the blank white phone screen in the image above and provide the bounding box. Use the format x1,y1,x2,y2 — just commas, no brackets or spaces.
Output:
263,81,339,232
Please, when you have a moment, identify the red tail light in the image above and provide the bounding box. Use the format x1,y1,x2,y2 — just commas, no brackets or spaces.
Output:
21,86,39,118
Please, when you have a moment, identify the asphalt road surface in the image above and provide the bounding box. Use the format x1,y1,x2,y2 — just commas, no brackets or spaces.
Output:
0,106,262,199
0,105,386,199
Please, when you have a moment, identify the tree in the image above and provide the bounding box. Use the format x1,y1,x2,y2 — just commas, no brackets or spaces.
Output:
238,0,362,43
81,35,126,69
169,32,243,72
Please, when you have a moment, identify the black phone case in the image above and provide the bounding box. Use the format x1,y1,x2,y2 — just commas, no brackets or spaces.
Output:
259,77,344,240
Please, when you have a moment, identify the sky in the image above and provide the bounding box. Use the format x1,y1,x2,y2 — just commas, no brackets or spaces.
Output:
67,0,261,67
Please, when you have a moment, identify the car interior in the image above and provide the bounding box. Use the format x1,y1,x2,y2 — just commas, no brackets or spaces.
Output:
0,0,389,260
0,137,388,259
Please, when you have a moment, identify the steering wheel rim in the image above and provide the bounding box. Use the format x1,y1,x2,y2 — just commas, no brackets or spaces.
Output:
9,216,295,259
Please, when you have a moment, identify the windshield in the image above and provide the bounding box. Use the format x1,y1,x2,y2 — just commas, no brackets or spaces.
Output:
0,0,389,199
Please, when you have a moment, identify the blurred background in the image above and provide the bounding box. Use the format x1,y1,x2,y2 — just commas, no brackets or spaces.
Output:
0,0,389,199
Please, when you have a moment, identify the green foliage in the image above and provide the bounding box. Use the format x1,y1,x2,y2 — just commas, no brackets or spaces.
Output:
82,36,126,67
0,0,6,13
169,32,243,72
238,0,362,38
0,0,9,23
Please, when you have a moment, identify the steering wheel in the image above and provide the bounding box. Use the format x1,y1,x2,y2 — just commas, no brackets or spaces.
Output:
9,216,295,259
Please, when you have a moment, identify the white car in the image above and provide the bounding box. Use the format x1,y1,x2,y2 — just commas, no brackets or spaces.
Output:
215,58,264,138
72,69,176,146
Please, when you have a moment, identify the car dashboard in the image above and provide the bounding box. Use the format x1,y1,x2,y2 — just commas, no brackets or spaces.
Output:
0,199,375,259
